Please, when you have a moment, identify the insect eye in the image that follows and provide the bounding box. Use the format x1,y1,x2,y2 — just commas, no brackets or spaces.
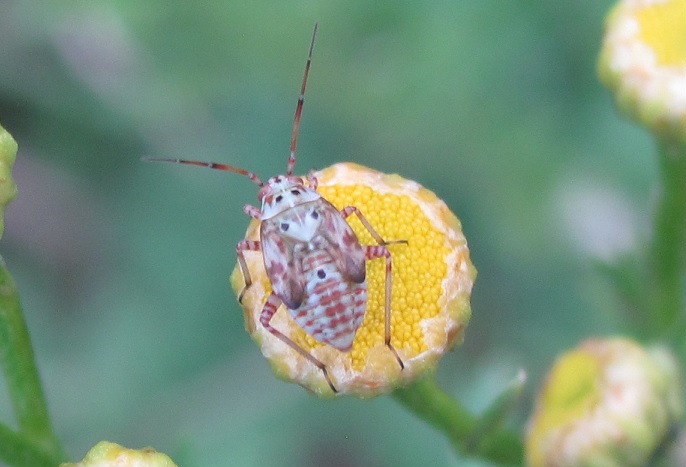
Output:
311,211,319,219
275,195,283,203
280,223,289,231
291,189,300,196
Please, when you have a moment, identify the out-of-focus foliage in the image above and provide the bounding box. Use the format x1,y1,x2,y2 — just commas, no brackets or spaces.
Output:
0,0,654,465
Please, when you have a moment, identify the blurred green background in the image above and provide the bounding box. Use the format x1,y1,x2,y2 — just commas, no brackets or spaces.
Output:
0,0,657,465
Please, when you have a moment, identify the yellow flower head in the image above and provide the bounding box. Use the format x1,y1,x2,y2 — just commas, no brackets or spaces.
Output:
598,0,686,145
526,337,684,467
61,441,178,467
0,122,18,239
231,162,475,397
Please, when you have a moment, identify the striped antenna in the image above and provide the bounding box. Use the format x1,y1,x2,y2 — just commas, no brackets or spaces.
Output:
287,22,318,176
143,23,319,184
142,157,264,186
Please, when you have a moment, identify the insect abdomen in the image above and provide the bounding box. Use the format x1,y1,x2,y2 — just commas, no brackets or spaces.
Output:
288,248,366,352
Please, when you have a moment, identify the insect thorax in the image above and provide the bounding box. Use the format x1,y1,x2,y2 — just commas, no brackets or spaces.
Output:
264,200,323,244
259,175,321,221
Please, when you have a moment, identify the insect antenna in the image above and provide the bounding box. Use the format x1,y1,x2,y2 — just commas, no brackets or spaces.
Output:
287,22,318,176
142,157,264,186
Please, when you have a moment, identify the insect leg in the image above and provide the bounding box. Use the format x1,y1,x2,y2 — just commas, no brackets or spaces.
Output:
340,206,407,247
236,204,264,302
306,170,318,191
364,245,404,370
260,292,338,393
243,204,262,220
236,239,261,303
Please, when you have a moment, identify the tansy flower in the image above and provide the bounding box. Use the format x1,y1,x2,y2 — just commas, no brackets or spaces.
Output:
61,441,178,467
231,162,475,397
526,337,684,467
0,123,18,239
598,0,686,145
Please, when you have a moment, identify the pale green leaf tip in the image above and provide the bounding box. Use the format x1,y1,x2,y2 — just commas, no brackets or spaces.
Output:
0,122,18,240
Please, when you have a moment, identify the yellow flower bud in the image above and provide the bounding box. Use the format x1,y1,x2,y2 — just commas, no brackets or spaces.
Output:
598,0,686,145
526,337,684,467
231,162,475,397
61,441,177,467
0,123,18,239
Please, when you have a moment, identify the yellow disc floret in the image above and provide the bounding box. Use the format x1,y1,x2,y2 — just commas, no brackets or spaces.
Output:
636,0,686,67
231,162,475,397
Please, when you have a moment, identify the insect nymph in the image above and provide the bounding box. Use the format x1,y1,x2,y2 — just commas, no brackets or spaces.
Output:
146,24,404,392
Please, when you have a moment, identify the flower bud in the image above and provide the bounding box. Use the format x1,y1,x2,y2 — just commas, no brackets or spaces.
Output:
61,441,177,467
526,337,684,467
598,0,686,145
231,162,475,397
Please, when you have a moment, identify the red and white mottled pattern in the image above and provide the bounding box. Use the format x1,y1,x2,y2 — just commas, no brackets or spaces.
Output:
259,197,369,352
290,244,367,351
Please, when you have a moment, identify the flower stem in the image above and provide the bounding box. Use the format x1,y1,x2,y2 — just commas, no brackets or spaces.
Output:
392,375,523,466
650,141,686,341
0,422,61,467
0,257,65,465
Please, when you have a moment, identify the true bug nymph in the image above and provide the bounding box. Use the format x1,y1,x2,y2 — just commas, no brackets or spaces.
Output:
145,24,404,393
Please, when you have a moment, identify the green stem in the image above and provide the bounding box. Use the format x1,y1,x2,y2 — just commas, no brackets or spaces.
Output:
392,375,523,466
0,422,60,467
650,141,686,340
0,257,65,464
